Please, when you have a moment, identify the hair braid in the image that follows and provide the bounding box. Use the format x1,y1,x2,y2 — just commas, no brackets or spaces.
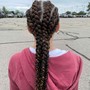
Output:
26,1,59,90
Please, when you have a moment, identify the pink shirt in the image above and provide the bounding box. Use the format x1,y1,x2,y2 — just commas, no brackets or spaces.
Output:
8,47,83,90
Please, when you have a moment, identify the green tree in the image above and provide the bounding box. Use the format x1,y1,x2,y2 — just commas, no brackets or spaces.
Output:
0,8,1,12
72,12,77,15
77,11,86,15
2,6,8,16
15,10,20,15
87,2,90,12
20,12,24,16
66,11,71,15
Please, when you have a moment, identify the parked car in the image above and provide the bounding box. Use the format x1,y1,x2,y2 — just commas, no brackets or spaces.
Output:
7,13,14,18
86,13,90,17
0,12,5,18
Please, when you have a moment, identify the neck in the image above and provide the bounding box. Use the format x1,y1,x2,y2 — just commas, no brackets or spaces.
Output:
31,37,56,51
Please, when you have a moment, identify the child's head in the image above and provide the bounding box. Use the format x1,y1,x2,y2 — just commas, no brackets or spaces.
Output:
26,0,59,90
26,0,59,39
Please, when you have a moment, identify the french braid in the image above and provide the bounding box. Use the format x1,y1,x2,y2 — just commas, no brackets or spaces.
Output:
26,1,59,90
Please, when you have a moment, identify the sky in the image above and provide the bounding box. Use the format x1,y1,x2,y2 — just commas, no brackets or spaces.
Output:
0,0,90,13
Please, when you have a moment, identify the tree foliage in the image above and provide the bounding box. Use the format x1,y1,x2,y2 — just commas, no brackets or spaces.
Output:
66,11,71,15
2,6,8,15
72,12,77,15
77,11,86,15
87,2,90,11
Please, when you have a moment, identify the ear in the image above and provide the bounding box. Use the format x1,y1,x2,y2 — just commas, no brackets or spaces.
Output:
27,25,30,31
27,25,32,33
56,22,60,32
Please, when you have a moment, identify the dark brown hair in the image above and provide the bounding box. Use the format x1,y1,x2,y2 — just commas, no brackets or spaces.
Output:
26,0,59,90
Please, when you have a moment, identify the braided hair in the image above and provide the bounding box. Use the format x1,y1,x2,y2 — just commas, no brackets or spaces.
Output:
26,0,59,90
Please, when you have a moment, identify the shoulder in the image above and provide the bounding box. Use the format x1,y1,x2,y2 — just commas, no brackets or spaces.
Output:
69,50,83,70
8,49,25,81
69,51,83,83
8,48,28,68
9,52,21,63
9,52,21,67
69,50,83,63
63,50,83,79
